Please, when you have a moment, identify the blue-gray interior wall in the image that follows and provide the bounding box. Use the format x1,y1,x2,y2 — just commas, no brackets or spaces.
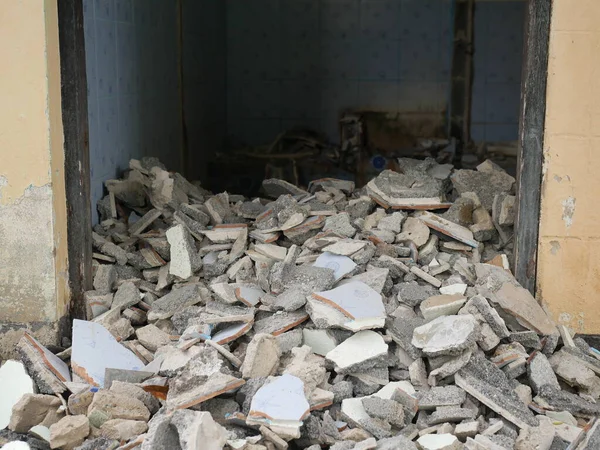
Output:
84,0,181,224
225,0,525,147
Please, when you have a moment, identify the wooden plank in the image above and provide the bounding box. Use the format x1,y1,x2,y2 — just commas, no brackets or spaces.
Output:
514,0,552,294
57,0,93,324
448,0,475,166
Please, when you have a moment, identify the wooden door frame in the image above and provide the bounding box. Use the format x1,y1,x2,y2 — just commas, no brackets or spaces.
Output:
514,0,552,294
57,0,92,324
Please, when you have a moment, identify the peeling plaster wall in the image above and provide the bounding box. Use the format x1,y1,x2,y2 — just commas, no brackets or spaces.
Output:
537,0,600,334
0,0,67,357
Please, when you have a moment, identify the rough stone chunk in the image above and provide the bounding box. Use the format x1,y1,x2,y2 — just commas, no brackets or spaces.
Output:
528,352,561,394
241,333,281,379
397,218,430,247
412,315,479,357
9,394,61,433
88,391,150,422
451,168,515,212
361,397,405,427
324,213,356,238
416,386,466,411
99,419,148,442
136,324,171,352
49,415,90,450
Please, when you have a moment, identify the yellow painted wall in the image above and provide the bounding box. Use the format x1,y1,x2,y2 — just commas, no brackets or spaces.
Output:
538,0,600,333
0,0,68,356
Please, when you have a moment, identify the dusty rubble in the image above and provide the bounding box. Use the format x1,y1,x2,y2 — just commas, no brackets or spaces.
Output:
1,156,599,450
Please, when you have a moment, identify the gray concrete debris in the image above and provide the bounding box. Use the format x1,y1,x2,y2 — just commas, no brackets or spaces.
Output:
11,157,587,449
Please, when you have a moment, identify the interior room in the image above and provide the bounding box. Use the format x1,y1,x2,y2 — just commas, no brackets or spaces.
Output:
82,0,526,224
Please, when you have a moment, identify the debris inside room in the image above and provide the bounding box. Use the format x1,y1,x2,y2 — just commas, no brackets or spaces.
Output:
1,155,598,450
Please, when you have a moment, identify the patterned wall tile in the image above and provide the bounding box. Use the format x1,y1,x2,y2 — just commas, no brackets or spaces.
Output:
358,81,399,111
320,0,360,40
360,0,401,41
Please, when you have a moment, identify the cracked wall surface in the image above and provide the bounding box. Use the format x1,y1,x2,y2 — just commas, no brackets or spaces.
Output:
0,0,68,358
537,0,600,334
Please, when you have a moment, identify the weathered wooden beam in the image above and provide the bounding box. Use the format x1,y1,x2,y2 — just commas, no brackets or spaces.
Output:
514,0,552,294
57,0,92,325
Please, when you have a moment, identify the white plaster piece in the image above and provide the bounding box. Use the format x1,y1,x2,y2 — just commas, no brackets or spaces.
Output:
0,361,35,430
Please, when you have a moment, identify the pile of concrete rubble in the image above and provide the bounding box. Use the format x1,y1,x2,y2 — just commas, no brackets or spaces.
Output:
2,157,600,450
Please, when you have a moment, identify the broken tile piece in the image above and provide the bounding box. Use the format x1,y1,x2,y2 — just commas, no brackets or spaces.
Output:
17,334,71,395
416,211,479,248
0,361,35,430
312,281,386,331
326,331,388,373
420,294,467,320
72,319,145,388
247,374,310,430
314,252,357,282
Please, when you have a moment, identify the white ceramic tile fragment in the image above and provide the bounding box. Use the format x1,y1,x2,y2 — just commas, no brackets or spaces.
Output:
303,329,337,356
312,281,386,330
248,374,310,424
72,319,145,388
314,252,357,282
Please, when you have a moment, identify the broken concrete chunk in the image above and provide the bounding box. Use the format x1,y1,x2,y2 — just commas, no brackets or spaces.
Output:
147,284,205,321
16,334,70,395
254,310,309,336
417,386,466,411
49,415,90,450
412,315,479,357
324,213,356,238
8,394,61,433
72,319,144,387
451,168,515,212
397,217,430,247
93,264,117,293
493,193,516,227
303,329,338,356
326,331,388,373
366,169,447,209
455,354,539,429
528,352,561,394
263,178,308,198
111,281,141,312
166,346,244,410
241,334,281,379
166,224,200,280
361,397,405,427
135,324,171,352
